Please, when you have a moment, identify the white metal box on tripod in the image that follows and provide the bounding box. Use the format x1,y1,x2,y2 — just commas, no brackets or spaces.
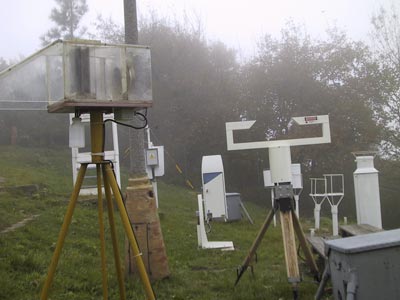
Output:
263,163,303,225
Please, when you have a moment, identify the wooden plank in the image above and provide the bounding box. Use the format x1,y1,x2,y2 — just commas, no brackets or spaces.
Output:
306,236,327,259
280,211,300,282
339,224,383,237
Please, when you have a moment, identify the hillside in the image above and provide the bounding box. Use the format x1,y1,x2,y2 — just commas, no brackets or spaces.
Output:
0,146,321,299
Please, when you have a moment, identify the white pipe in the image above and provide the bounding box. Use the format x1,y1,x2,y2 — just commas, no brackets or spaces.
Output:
146,126,152,147
294,194,300,218
346,273,358,300
152,181,159,208
196,194,234,250
331,205,339,236
196,222,202,247
314,203,321,229
197,195,208,247
271,189,276,227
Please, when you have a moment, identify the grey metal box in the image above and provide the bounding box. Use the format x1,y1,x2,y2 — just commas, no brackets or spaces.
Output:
325,229,400,300
226,193,242,221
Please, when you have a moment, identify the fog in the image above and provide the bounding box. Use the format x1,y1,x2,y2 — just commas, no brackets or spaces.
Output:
0,0,400,230
0,0,396,60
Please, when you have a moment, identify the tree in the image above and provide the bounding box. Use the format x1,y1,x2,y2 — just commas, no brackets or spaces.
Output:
40,0,88,45
0,58,8,72
30,10,389,217
237,24,381,211
370,4,400,158
137,17,240,185
89,15,124,44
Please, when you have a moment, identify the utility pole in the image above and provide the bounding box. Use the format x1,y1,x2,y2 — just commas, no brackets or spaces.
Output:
124,0,138,44
123,0,170,280
124,0,145,176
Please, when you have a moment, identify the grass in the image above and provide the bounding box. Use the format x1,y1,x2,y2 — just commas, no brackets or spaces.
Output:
0,146,323,299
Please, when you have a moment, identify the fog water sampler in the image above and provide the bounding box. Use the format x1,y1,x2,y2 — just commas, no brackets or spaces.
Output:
324,174,344,236
309,174,344,236
309,177,327,230
226,115,331,298
0,40,156,299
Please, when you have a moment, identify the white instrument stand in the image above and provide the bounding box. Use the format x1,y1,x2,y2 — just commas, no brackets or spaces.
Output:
227,115,330,294
309,177,327,230
196,194,234,251
324,174,344,236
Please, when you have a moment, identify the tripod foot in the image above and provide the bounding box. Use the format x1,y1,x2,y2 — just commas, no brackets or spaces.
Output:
292,287,299,300
291,282,299,300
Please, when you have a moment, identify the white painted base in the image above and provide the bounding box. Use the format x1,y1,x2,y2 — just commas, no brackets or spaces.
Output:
197,194,234,251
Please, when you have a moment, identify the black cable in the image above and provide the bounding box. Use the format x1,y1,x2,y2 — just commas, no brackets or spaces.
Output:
104,159,114,170
206,220,212,233
139,108,148,117
104,112,148,130
297,243,306,262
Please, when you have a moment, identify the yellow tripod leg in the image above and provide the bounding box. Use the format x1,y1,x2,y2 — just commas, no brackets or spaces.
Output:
104,164,156,300
40,164,88,300
96,164,108,300
102,164,126,300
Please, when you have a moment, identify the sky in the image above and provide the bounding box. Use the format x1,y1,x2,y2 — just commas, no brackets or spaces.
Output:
0,0,396,61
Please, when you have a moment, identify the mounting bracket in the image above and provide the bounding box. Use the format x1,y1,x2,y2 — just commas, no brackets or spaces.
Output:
226,115,331,151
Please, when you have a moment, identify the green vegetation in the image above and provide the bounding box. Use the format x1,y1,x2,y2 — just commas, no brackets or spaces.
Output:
3,5,400,228
0,146,321,299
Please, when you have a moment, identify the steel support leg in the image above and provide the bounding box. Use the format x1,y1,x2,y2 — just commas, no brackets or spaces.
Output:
315,262,330,300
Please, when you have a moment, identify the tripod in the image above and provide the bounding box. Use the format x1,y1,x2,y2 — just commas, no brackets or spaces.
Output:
235,184,319,299
40,112,156,300
226,115,330,298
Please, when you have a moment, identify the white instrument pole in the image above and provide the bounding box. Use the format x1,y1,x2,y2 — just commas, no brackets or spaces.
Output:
271,189,277,227
324,174,344,237
314,203,322,230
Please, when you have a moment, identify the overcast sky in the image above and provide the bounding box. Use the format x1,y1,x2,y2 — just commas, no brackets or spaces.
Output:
0,0,395,61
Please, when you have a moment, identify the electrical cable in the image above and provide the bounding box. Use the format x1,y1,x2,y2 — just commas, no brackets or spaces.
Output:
104,113,148,130
102,111,147,153
297,244,306,262
205,220,212,233
117,125,196,190
144,130,196,190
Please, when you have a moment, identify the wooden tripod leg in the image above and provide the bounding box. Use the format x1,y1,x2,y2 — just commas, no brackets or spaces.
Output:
104,164,156,300
291,210,319,277
41,164,88,300
96,164,108,300
280,210,300,284
235,208,276,286
102,165,126,300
